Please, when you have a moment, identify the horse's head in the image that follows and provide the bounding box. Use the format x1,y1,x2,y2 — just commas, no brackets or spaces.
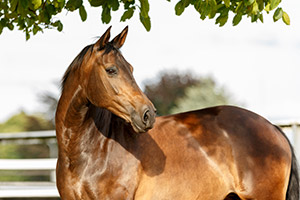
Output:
83,26,156,133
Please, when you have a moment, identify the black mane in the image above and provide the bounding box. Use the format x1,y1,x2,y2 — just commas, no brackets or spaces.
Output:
61,44,94,90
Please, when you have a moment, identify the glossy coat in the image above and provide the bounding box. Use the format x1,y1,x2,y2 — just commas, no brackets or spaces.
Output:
56,27,299,200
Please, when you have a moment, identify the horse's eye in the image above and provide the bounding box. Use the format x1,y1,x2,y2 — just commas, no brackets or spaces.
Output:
105,66,118,76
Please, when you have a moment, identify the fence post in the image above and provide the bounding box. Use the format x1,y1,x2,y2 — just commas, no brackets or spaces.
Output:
292,124,300,162
46,138,58,182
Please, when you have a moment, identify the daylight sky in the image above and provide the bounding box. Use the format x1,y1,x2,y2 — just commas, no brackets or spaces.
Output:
0,0,300,123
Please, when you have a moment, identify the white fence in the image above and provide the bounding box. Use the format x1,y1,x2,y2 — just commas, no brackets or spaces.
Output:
0,121,299,199
0,159,58,198
275,119,300,161
0,131,59,199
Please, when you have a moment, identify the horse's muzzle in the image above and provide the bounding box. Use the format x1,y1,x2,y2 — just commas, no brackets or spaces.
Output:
131,105,156,133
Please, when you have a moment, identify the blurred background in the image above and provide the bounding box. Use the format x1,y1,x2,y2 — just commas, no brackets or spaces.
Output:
0,0,299,199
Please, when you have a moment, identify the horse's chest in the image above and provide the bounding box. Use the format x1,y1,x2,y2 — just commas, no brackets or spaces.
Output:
73,154,141,199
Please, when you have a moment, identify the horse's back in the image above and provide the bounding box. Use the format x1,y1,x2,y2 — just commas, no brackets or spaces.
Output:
140,106,291,199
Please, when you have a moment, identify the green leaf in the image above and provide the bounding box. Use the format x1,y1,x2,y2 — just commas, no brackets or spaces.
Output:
124,1,134,9
89,0,104,7
270,0,281,11
139,12,151,31
256,0,264,11
66,0,82,11
31,0,42,9
20,0,28,9
208,5,217,19
244,0,254,6
216,14,228,26
182,0,191,7
58,22,63,31
33,24,39,35
258,13,264,23
40,9,51,23
79,5,87,21
251,1,259,14
193,0,202,12
26,30,30,40
235,1,244,13
175,1,185,16
17,2,24,15
10,0,18,11
282,11,290,25
203,3,211,16
251,14,258,22
101,5,111,24
232,14,242,26
53,0,65,9
110,0,119,11
25,17,34,26
140,0,149,18
120,7,134,22
208,0,217,7
17,18,25,29
273,7,282,22
264,3,270,12
7,23,14,30
53,20,63,31
46,4,56,15
0,18,6,27
223,0,230,8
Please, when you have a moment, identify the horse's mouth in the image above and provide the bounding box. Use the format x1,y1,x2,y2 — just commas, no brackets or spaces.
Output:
131,121,152,133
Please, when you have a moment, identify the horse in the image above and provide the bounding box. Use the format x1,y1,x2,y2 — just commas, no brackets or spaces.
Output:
55,26,299,200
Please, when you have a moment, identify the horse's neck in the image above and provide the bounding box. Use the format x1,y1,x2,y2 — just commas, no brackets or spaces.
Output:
56,83,92,157
55,83,127,158
56,84,86,129
56,87,140,180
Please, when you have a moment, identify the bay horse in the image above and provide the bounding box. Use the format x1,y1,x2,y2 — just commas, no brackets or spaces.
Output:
55,26,299,200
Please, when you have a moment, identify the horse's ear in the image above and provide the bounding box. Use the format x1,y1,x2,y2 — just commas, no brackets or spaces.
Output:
111,26,128,49
95,26,112,50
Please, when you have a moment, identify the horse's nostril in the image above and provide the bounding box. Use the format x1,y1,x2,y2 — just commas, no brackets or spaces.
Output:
143,110,150,124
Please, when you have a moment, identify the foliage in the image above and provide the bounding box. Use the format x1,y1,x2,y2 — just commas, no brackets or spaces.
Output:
0,111,53,160
170,76,233,114
143,70,236,116
0,111,53,181
143,70,199,116
0,0,289,40
0,170,49,181
0,111,54,133
0,139,52,180
0,111,54,158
